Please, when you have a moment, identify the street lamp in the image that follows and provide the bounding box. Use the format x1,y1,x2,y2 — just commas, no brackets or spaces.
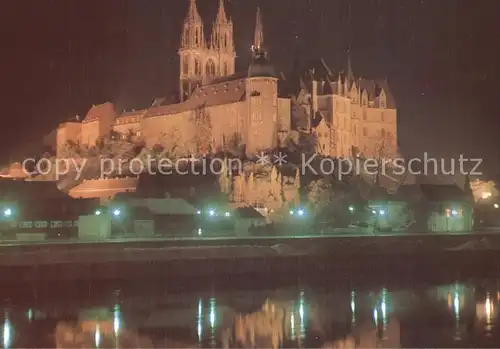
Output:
3,208,12,217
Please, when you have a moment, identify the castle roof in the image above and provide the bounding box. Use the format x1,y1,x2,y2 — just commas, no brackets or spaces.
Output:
82,102,117,123
280,56,396,108
145,78,246,118
116,109,147,124
248,50,277,78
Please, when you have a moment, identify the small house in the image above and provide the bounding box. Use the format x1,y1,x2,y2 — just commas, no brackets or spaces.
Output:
418,184,474,233
109,197,199,236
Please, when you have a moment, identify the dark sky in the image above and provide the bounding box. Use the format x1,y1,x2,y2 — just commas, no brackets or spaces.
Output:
1,0,499,174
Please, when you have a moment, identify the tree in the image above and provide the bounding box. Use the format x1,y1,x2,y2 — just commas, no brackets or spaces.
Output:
470,179,499,202
158,127,181,158
193,105,212,155
366,131,397,187
298,131,318,155
307,178,334,213
227,132,244,157
59,140,81,158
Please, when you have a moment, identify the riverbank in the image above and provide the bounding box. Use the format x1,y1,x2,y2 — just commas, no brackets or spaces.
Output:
1,232,500,282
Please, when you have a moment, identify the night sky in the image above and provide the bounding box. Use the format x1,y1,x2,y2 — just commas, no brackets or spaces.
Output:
1,0,499,174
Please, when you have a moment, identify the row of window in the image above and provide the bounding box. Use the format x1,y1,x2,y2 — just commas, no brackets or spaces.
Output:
116,117,139,125
182,56,229,76
182,27,230,49
317,127,387,138
352,110,385,122
18,220,78,228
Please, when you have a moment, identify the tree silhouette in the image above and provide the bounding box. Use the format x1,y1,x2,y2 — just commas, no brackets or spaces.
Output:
193,104,212,155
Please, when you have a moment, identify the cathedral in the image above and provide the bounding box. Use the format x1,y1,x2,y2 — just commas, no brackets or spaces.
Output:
56,0,398,160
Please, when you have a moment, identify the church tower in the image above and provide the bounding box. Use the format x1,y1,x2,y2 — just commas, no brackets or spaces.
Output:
179,0,206,101
210,0,236,77
179,0,235,102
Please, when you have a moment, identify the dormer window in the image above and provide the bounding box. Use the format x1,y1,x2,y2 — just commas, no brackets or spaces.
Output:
362,92,368,107
379,92,386,109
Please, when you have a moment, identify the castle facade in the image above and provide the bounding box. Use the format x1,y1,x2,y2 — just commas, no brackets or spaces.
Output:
56,0,397,161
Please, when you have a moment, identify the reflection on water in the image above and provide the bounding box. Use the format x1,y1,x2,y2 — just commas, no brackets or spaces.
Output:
3,313,12,349
1,280,500,348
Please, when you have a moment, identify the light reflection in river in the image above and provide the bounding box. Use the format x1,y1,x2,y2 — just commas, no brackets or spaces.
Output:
3,312,12,349
1,280,500,347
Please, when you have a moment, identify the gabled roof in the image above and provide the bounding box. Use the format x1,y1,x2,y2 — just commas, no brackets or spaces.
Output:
419,184,473,202
82,102,117,123
358,78,396,109
234,206,265,219
375,79,397,109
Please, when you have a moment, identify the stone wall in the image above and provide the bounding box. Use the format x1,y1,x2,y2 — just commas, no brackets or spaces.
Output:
80,121,100,147
56,122,81,157
246,77,278,154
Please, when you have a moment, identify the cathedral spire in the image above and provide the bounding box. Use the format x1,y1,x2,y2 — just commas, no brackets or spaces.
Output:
347,53,354,84
253,6,264,50
216,0,228,23
186,0,201,23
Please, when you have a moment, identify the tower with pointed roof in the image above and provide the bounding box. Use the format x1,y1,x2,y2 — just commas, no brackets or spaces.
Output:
210,0,235,75
252,7,264,54
179,0,235,102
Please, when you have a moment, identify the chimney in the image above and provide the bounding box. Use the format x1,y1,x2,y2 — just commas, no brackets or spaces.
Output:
312,80,318,114
309,79,318,134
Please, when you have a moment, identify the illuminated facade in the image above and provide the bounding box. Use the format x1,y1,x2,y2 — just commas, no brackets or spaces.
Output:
55,0,398,161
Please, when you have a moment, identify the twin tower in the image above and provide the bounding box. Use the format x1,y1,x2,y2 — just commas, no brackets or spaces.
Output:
179,0,264,101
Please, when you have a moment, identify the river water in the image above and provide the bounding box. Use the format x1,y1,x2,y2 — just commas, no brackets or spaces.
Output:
1,275,500,348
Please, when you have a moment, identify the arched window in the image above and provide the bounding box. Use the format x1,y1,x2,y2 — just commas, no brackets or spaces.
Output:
224,34,228,49
195,57,201,75
182,28,188,47
223,61,228,75
206,59,215,77
182,56,189,75
380,96,386,109
195,29,199,46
